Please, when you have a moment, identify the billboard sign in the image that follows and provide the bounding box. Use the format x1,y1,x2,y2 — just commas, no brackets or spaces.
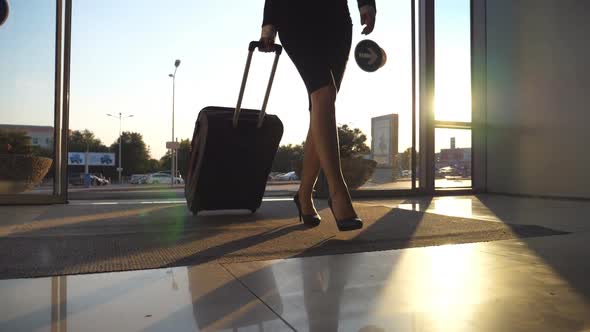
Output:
68,152,85,165
371,114,399,167
68,152,116,166
166,141,180,150
88,152,115,166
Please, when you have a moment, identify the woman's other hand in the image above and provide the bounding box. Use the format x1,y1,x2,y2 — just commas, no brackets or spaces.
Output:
259,24,276,52
360,5,376,35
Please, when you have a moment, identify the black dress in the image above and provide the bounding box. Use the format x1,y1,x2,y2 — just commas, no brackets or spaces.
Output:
262,0,376,109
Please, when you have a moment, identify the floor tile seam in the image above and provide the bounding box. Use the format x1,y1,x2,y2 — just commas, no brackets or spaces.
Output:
218,262,297,332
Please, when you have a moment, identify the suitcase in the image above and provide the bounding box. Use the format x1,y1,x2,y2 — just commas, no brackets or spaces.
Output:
185,41,284,214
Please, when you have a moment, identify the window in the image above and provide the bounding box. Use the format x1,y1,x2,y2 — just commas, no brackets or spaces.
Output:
435,128,471,188
434,0,472,190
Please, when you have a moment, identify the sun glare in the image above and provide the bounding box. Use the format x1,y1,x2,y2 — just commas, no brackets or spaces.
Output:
435,84,472,122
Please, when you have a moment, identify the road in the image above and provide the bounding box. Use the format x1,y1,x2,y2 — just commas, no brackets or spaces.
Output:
26,178,471,200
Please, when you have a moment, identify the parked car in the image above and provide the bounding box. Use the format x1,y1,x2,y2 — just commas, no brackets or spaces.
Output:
273,171,298,181
437,166,459,178
91,174,109,186
67,172,108,186
146,173,184,184
130,174,148,184
153,171,183,180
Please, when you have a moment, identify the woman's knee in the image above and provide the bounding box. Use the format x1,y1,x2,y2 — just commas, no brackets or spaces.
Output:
310,84,337,112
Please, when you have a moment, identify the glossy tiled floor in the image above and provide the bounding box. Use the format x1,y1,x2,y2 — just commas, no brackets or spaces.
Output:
379,195,590,232
2,195,590,332
227,234,590,332
0,264,291,332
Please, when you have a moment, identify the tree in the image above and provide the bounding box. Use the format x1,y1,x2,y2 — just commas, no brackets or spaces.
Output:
391,147,418,179
272,125,370,174
272,143,304,172
109,132,151,176
64,129,111,178
146,159,162,173
338,124,370,159
399,147,413,171
68,129,108,152
160,139,191,177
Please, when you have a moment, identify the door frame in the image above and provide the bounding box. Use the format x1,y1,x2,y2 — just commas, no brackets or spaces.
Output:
350,0,480,198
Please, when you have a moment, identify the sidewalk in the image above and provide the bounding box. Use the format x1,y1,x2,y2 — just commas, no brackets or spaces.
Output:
66,180,302,192
30,178,472,200
63,182,299,200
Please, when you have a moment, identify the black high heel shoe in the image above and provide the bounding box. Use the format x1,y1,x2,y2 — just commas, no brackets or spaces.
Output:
293,193,321,227
328,198,363,231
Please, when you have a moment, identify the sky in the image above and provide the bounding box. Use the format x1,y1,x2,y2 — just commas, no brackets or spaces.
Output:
0,0,471,159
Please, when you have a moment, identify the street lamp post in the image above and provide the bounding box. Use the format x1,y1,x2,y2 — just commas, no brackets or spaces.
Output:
169,59,181,187
107,112,134,184
175,137,178,179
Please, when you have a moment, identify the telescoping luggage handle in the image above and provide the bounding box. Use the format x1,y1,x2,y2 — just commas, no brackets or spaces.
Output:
233,41,283,128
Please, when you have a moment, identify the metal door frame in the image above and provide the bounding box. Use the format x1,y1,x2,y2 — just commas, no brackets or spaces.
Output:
348,0,425,198
352,0,480,197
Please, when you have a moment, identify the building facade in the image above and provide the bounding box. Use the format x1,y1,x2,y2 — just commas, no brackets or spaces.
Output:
0,124,54,149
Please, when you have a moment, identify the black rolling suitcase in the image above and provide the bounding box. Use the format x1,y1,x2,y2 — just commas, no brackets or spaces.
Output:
185,41,284,214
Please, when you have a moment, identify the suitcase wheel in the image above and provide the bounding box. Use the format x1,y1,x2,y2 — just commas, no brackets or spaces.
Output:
250,209,257,214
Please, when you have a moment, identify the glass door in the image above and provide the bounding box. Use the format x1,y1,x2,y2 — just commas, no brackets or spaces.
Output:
433,0,472,190
0,0,70,204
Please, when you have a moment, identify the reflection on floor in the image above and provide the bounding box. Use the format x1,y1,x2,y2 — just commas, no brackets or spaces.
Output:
1,194,590,331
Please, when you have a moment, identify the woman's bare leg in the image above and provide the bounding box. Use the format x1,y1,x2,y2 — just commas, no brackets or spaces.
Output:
297,124,321,215
309,84,357,220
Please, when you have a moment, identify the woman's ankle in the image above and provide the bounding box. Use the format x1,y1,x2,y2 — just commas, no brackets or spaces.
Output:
298,187,314,200
329,187,351,201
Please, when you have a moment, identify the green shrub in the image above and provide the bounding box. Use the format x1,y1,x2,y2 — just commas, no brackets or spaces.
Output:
0,129,33,155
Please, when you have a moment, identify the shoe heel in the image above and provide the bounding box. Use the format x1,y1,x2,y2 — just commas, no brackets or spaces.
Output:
294,194,302,222
294,193,321,227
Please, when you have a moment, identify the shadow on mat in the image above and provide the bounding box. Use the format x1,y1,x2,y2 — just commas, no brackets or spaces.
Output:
0,200,304,279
